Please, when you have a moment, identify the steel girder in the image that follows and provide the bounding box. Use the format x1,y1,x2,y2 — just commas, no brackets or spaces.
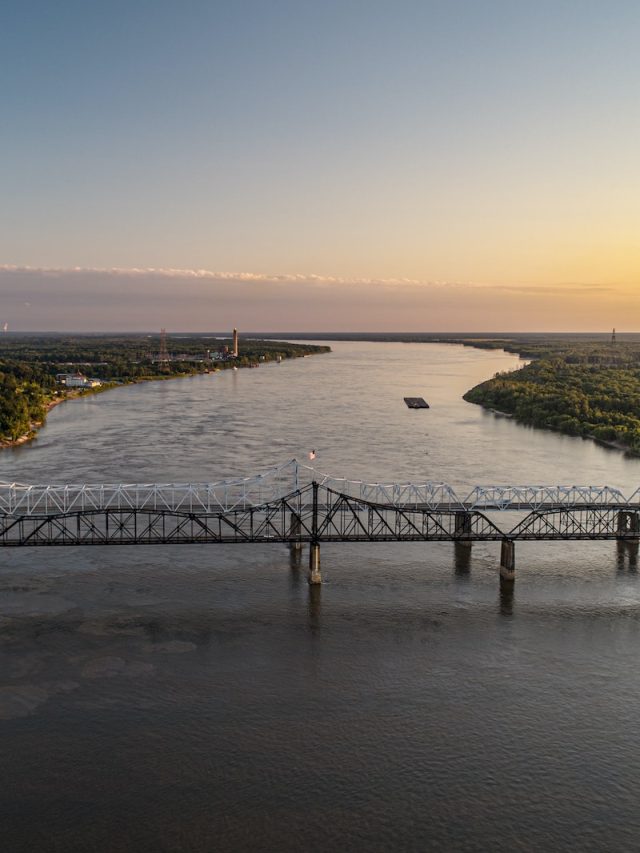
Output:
0,484,502,547
507,506,640,540
0,484,637,547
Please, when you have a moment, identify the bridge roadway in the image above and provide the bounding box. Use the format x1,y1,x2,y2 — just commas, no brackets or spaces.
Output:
1,461,639,587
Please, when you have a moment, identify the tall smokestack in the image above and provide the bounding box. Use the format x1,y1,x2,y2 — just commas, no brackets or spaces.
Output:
233,328,238,357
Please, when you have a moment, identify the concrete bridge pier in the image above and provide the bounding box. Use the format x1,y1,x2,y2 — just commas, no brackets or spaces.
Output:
454,512,473,549
308,542,322,585
499,540,515,589
616,510,640,542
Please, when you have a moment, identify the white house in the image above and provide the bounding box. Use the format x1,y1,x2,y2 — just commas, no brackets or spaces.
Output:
57,372,102,388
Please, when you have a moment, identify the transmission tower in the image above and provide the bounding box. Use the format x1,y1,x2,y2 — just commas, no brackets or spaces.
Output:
611,327,617,345
159,328,170,369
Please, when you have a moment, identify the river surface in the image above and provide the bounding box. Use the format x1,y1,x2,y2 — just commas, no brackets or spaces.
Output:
2,341,640,852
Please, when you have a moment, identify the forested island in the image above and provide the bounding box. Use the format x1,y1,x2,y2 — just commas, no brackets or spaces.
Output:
463,338,640,455
0,333,330,447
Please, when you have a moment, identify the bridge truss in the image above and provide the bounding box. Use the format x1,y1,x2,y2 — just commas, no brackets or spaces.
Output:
1,462,639,584
2,459,640,516
0,482,638,546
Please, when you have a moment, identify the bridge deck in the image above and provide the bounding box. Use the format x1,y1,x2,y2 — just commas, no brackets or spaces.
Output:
0,462,638,549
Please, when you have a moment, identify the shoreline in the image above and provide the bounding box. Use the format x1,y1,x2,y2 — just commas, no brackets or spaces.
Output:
0,353,324,451
0,389,90,450
479,402,639,458
0,374,212,450
461,339,640,459
6,338,636,460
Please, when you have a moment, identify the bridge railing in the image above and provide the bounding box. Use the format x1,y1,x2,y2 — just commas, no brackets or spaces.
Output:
0,459,302,516
294,463,463,509
0,458,639,516
462,485,634,510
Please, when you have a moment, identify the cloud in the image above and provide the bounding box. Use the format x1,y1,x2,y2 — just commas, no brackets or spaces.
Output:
489,282,613,295
0,264,456,288
0,264,614,292
0,264,625,332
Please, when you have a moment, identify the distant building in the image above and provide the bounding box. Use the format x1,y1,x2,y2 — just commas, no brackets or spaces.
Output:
57,372,102,389
208,344,233,362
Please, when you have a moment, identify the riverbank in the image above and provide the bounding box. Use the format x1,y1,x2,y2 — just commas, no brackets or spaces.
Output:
0,335,331,451
0,373,218,449
0,343,330,451
0,386,114,449
479,400,638,457
463,338,640,457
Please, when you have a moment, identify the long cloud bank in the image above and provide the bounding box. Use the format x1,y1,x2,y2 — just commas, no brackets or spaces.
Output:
0,265,620,332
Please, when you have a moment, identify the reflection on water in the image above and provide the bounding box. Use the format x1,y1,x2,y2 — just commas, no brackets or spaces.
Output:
453,541,472,576
617,539,639,573
2,342,640,852
499,583,515,617
307,583,322,631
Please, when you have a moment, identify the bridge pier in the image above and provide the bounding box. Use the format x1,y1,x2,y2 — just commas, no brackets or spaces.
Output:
499,540,515,589
454,512,473,549
308,542,322,585
616,510,640,542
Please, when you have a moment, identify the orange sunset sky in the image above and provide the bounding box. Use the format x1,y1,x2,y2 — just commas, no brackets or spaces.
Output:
2,1,639,331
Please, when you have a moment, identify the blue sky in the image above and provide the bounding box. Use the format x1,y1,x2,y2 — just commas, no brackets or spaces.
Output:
2,1,639,330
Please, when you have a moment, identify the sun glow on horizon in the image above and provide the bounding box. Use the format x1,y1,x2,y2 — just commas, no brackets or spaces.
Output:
1,2,639,330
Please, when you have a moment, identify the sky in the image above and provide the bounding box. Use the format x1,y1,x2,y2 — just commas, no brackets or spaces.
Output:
1,0,639,332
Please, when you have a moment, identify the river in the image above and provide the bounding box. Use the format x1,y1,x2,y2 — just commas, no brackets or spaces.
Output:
1,341,640,852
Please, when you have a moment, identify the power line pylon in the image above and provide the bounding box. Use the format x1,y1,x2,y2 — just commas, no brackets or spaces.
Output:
159,328,170,370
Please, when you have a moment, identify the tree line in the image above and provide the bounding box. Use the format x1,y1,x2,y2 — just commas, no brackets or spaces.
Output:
464,341,640,453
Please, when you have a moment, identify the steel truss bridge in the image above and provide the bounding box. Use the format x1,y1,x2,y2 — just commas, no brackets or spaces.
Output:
1,460,639,584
